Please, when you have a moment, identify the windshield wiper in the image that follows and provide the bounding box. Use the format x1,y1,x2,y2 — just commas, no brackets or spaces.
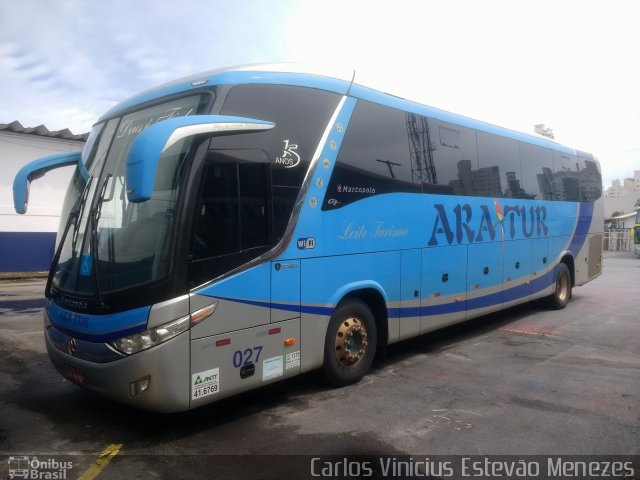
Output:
45,173,96,297
89,173,112,308
70,176,93,251
45,199,82,298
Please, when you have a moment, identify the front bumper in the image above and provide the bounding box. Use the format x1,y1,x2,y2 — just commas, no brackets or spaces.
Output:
45,324,191,413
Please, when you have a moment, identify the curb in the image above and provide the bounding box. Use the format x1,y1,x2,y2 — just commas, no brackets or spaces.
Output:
0,272,49,281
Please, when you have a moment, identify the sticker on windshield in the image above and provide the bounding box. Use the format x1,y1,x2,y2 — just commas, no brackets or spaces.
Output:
80,254,92,276
274,140,300,168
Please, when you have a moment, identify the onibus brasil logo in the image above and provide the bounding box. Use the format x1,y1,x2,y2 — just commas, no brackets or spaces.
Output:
7,456,73,479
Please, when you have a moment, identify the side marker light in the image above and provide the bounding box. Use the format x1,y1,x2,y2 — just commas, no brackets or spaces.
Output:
191,302,218,326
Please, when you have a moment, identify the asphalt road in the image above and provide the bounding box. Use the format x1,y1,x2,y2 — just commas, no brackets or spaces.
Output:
0,252,638,479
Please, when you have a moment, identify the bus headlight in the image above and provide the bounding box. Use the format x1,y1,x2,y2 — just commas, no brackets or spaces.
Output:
110,316,190,355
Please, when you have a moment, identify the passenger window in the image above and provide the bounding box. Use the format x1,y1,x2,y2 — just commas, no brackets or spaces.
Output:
519,142,553,200
439,126,460,148
552,151,580,201
216,84,340,237
428,119,477,196
477,132,521,198
323,101,421,210
217,84,341,189
576,152,602,201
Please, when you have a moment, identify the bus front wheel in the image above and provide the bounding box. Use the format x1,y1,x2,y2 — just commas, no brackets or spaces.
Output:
545,263,572,310
323,298,377,387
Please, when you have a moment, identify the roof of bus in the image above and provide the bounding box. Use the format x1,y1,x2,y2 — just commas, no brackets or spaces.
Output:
99,63,591,158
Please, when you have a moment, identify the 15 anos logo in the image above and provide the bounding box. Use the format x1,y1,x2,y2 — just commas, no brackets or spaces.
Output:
274,140,301,168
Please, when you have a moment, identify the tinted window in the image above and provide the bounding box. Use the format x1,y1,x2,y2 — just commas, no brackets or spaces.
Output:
429,119,478,195
193,161,240,258
576,153,602,201
323,101,421,210
189,150,270,285
217,84,341,188
519,142,553,200
272,186,298,243
477,132,521,198
216,84,340,239
407,113,437,186
552,151,580,201
439,125,460,148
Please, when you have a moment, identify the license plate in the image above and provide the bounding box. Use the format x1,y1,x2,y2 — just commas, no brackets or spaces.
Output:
64,365,86,385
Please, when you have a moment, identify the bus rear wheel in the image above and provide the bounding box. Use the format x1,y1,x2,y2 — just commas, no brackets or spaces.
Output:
545,262,572,310
323,298,377,387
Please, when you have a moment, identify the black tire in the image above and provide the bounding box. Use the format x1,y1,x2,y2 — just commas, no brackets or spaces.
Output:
545,262,572,310
323,298,377,387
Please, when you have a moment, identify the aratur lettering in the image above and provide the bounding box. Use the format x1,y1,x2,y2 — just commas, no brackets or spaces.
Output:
428,203,548,246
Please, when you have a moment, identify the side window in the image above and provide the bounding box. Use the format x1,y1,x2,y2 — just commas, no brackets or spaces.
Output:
552,151,580,201
193,161,239,258
428,119,477,195
323,101,421,210
519,142,553,200
216,84,340,238
188,150,269,285
217,84,340,188
406,113,437,187
477,132,520,198
272,186,298,242
576,152,602,201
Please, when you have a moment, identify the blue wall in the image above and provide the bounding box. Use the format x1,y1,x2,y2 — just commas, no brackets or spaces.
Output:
0,232,56,272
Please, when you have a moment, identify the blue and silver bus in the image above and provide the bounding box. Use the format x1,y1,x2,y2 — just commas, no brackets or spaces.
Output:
13,65,603,412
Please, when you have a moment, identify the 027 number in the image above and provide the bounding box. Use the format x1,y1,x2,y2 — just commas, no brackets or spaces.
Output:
232,346,263,368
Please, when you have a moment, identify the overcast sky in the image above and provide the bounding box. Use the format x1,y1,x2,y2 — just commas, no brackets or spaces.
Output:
1,0,639,186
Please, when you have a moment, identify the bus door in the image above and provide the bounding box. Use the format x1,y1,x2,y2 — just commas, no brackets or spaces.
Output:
189,259,301,407
189,149,299,404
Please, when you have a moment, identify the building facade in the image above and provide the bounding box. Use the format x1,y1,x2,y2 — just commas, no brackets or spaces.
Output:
0,121,86,272
603,170,640,218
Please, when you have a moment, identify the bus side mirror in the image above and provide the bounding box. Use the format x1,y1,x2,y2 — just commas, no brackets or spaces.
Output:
125,115,275,203
13,151,82,214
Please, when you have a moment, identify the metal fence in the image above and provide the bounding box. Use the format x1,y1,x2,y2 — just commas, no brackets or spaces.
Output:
603,231,633,252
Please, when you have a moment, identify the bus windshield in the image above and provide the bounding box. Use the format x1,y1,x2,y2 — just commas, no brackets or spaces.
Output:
52,95,209,299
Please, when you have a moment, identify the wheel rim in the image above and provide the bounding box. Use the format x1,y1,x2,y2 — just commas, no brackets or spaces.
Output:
334,316,368,367
556,271,569,302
